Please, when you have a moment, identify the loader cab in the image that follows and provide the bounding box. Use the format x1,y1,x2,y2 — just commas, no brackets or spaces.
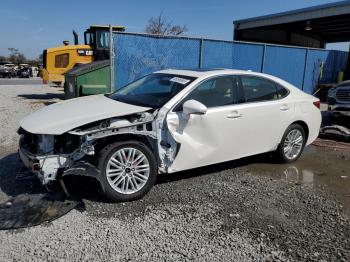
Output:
84,25,125,60
41,25,125,85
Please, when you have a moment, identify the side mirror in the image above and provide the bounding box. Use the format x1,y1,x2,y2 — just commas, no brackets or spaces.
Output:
182,100,207,116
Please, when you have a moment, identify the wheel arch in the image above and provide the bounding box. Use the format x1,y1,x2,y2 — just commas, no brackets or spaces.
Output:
94,134,159,166
95,134,155,152
95,134,159,202
290,120,309,142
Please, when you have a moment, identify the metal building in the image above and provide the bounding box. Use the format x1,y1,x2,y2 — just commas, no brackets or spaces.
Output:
233,1,350,48
233,1,350,79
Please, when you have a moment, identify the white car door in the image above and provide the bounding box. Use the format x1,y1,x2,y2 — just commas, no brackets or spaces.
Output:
166,75,250,172
234,75,295,156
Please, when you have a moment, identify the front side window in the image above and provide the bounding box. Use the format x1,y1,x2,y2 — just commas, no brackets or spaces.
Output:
178,76,239,109
55,53,69,68
96,31,109,49
240,76,288,102
109,73,195,108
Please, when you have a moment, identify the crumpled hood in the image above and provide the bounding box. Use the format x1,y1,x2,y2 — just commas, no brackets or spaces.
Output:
20,94,151,135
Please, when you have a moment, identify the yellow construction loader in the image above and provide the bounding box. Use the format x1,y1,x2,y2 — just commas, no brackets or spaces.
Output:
41,25,125,86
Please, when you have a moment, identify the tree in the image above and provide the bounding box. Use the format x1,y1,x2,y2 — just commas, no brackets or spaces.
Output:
0,56,7,63
38,53,43,64
145,13,187,36
8,47,26,65
26,54,43,66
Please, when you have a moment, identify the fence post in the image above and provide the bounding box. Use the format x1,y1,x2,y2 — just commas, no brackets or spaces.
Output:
301,49,309,91
109,25,115,92
260,44,266,73
198,38,203,69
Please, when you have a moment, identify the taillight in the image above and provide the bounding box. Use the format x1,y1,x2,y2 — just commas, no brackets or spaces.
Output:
313,100,320,109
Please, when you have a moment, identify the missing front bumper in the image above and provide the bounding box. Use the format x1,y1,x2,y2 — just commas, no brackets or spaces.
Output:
18,147,69,184
18,147,40,172
18,147,102,192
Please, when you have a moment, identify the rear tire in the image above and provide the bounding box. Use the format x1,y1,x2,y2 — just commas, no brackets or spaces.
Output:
97,141,157,202
275,124,306,163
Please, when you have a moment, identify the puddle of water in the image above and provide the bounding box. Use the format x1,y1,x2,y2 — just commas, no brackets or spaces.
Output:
244,146,350,209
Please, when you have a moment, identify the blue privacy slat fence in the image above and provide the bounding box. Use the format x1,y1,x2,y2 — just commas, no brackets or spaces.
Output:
114,34,200,88
263,46,307,88
303,50,330,95
114,32,348,93
201,40,264,72
232,42,264,72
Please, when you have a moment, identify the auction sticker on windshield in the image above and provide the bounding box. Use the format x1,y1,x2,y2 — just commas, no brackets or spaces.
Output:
170,77,191,85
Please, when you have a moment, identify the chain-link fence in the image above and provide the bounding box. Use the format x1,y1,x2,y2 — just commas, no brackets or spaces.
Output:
113,32,348,94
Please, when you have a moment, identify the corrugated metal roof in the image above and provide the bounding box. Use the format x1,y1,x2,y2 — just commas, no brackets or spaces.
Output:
233,0,350,29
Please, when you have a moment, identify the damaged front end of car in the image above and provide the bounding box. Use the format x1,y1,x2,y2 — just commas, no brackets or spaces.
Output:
18,128,95,185
17,110,158,191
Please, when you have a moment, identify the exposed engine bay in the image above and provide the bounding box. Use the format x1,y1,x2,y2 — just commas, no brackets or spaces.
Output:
18,108,179,186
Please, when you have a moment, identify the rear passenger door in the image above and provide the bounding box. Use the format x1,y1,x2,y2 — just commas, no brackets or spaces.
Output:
235,75,294,156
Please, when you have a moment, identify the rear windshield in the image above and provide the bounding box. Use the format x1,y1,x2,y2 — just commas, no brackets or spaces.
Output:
109,73,196,108
338,81,350,87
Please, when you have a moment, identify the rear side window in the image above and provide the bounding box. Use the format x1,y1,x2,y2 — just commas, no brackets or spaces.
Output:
276,84,289,99
240,76,288,102
55,54,69,68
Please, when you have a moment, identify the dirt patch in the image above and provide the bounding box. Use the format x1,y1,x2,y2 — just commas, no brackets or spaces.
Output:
313,138,350,152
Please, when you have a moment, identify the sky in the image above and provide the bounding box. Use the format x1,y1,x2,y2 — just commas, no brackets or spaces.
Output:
0,0,348,59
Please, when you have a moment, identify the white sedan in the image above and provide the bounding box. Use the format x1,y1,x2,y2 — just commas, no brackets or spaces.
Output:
18,69,321,201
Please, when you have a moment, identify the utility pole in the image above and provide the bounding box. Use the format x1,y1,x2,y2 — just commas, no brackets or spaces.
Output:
109,24,115,93
344,43,350,81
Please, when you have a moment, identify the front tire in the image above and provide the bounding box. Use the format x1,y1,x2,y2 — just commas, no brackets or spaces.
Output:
98,141,157,202
275,124,306,163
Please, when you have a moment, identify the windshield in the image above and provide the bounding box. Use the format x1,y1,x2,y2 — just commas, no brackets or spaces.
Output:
109,73,196,108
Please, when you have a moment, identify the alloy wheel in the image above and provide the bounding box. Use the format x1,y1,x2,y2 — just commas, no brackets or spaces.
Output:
283,129,304,160
106,147,150,195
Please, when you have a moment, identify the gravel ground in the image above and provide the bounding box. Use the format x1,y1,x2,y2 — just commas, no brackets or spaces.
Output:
0,83,349,261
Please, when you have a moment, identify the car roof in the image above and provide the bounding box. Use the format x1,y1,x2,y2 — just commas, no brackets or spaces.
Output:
155,68,279,79
155,68,250,78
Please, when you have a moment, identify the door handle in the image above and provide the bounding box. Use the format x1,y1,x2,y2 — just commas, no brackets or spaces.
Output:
227,111,243,119
280,104,290,111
